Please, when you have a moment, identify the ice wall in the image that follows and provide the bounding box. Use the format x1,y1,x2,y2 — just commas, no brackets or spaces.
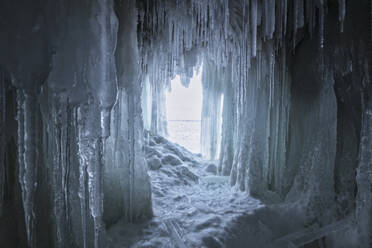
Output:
104,0,152,226
0,0,152,247
229,41,291,198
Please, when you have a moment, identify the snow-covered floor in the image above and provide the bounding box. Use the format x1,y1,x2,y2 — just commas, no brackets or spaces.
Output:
107,134,267,248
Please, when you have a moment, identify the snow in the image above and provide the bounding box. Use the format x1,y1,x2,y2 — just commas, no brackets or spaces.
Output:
107,133,265,247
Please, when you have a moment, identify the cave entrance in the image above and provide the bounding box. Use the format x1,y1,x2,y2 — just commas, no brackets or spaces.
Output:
165,68,203,154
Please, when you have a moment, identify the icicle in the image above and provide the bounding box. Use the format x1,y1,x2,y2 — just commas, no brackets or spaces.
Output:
87,137,104,248
257,0,262,26
298,0,304,29
276,0,283,46
17,90,38,248
0,70,4,217
371,0,372,42
297,0,305,28
319,0,325,49
306,0,314,36
16,91,26,240
292,0,298,51
338,0,345,32
264,0,270,38
223,0,229,41
77,107,87,248
283,0,288,35
269,0,275,39
269,44,275,110
251,0,257,57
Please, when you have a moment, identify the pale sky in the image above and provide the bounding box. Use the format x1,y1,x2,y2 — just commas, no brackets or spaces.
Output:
166,69,203,121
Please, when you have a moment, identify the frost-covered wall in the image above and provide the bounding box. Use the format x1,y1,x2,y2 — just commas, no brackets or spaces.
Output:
0,0,152,247
229,42,291,198
104,0,152,226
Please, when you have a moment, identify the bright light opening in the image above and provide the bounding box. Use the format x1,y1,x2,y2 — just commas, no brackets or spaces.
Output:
166,69,203,154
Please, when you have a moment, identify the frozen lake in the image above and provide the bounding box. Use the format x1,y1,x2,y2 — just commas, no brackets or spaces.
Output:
167,120,201,154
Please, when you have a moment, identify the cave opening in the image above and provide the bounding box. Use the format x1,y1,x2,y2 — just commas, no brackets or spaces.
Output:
166,67,203,154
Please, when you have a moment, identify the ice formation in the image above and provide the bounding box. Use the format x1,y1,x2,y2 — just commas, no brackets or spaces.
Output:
0,0,371,247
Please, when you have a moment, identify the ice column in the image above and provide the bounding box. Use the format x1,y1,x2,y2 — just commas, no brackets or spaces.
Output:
218,60,236,176
356,97,372,248
104,0,152,226
16,90,40,248
338,0,346,32
201,61,224,160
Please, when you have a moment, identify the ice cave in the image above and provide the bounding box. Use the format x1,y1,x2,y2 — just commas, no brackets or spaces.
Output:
0,0,371,247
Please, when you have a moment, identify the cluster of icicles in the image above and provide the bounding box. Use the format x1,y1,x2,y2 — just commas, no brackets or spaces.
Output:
138,0,347,87
138,0,347,157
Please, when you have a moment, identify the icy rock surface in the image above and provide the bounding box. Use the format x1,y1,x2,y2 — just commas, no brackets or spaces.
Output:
205,163,218,175
161,154,183,166
147,157,162,170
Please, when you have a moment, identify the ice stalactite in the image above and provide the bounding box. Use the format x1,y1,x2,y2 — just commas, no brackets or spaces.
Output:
338,0,346,32
16,90,39,248
251,0,258,57
141,76,152,131
227,42,291,197
104,88,152,225
43,0,118,246
38,92,80,248
200,61,224,160
150,78,169,137
77,100,105,248
356,95,372,248
319,0,325,49
218,59,236,176
371,0,372,42
0,70,5,217
355,32,372,247
103,0,152,227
